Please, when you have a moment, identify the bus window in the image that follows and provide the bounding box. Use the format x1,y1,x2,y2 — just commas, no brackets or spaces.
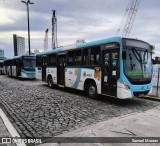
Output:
49,54,56,66
104,52,110,82
83,48,90,66
75,50,82,66
68,51,75,66
91,47,100,66
12,60,15,66
112,52,118,76
36,56,42,66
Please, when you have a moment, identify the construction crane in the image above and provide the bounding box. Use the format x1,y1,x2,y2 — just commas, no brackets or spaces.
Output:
44,28,49,52
117,0,141,37
52,10,58,49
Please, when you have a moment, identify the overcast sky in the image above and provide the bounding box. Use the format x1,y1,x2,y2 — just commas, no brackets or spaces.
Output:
0,0,160,58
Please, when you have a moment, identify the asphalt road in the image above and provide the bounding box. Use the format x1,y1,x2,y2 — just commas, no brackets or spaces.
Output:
0,75,160,138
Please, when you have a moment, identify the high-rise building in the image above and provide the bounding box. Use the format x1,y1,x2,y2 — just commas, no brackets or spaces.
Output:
13,34,25,56
0,49,4,58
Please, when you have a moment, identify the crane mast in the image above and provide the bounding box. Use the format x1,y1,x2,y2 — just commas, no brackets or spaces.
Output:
117,0,141,37
44,28,49,52
52,10,58,49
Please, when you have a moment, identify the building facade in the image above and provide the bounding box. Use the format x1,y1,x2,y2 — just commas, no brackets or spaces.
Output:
0,49,4,58
13,34,25,56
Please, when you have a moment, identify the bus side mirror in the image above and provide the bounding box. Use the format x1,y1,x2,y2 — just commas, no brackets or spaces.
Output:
122,51,126,60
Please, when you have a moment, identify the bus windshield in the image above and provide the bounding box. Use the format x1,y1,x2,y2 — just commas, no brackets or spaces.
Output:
23,59,36,71
123,39,152,83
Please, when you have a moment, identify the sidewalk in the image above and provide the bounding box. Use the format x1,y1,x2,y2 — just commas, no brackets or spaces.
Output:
0,108,17,146
0,116,15,146
1,104,160,146
40,105,160,146
151,86,160,97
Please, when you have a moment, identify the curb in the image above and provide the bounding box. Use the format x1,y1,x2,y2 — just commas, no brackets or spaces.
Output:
141,95,160,102
0,108,26,146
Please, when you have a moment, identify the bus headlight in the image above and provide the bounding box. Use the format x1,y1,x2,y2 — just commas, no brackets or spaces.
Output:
123,81,130,90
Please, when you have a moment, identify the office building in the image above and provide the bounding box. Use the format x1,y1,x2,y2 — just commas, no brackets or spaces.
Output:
13,34,25,56
0,49,4,58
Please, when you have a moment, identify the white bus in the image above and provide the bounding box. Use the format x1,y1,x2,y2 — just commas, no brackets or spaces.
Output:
36,37,153,99
4,55,36,79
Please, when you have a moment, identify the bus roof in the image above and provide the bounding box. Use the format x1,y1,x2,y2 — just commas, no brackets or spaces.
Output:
37,37,122,56
4,55,36,61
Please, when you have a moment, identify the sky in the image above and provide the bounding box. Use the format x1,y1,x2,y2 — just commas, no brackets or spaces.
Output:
0,0,160,58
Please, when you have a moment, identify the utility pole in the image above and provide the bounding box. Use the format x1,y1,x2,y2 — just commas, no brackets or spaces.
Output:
52,10,58,49
21,0,34,55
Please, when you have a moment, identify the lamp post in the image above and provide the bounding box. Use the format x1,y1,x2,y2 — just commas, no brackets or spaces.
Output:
21,0,34,55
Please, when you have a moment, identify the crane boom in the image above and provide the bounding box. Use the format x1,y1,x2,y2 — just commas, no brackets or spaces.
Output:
117,0,141,37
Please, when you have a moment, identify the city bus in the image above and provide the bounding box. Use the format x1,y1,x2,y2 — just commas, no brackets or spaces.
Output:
36,37,153,99
4,55,36,79
0,60,4,75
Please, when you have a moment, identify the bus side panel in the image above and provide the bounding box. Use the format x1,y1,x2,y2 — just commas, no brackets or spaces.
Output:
47,67,57,84
0,67,3,75
12,66,16,77
4,66,7,75
8,66,11,76
36,67,42,80
65,68,81,89
65,68,101,94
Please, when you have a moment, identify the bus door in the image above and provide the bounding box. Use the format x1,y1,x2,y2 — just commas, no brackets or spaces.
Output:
16,59,21,77
101,50,119,96
42,56,47,81
57,55,66,85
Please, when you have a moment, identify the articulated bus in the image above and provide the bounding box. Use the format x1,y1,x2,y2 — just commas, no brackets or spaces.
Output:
36,37,153,99
0,60,4,75
4,55,36,79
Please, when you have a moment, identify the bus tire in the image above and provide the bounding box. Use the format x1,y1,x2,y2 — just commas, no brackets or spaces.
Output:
86,82,97,99
48,76,53,88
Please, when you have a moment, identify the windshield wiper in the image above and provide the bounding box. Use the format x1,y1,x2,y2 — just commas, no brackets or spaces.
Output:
131,48,142,63
143,50,148,64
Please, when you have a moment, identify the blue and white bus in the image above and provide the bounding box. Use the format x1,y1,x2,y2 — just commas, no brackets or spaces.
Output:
36,37,153,99
0,60,4,75
4,55,36,79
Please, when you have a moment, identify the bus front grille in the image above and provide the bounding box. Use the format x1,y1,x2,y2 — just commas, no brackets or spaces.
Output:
133,90,150,97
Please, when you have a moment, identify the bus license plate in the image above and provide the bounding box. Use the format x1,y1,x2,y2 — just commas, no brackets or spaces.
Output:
139,94,144,97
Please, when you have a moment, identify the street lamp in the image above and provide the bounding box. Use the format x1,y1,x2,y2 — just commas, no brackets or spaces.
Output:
21,0,34,55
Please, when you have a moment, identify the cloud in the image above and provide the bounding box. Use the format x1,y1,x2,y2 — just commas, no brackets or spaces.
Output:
0,0,160,58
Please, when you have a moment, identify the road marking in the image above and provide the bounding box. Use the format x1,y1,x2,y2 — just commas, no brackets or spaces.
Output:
0,108,26,146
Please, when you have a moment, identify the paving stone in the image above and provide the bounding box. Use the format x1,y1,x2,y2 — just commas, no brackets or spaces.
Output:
0,75,160,138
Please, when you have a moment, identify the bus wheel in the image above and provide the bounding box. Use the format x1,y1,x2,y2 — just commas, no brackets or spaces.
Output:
87,82,97,99
48,76,53,88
